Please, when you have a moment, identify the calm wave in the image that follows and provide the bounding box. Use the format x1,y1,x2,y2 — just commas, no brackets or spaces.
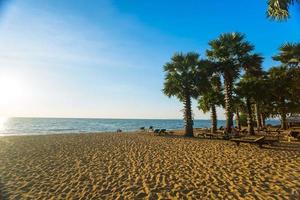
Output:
0,117,280,136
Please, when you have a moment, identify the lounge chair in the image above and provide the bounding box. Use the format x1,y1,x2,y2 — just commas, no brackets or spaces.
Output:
205,131,224,139
154,129,160,133
231,135,280,147
290,130,300,138
231,136,265,147
240,129,247,134
280,130,300,142
231,136,279,148
159,129,166,134
153,129,166,135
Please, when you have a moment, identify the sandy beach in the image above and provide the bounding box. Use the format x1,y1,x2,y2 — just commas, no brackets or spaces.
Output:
0,133,299,199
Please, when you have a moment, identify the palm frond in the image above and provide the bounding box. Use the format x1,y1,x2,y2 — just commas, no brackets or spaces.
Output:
267,0,295,20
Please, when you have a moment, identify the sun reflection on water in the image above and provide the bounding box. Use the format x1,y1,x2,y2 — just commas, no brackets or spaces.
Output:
0,117,8,131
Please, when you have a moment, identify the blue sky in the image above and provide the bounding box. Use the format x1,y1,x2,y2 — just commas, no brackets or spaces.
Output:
0,0,299,119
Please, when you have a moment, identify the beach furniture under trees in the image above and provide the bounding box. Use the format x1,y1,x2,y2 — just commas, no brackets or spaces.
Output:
159,129,166,134
195,128,225,139
154,129,160,133
153,129,166,135
148,126,154,132
231,135,279,148
231,136,265,147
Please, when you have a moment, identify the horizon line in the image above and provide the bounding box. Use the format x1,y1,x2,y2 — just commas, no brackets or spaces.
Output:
4,116,227,120
2,116,281,121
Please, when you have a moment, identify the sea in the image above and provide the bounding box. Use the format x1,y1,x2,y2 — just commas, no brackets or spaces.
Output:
0,117,281,136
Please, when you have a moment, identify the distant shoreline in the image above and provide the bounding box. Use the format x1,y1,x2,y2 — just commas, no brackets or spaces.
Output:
4,116,223,120
0,118,281,136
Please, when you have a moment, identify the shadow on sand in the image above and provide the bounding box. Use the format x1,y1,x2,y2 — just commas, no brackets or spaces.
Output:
0,181,9,200
262,142,300,152
154,133,300,152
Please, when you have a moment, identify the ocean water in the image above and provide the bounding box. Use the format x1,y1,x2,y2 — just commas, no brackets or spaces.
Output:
0,117,281,136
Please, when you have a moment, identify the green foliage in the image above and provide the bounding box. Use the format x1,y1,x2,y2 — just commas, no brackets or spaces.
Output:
239,113,248,126
267,0,299,20
198,74,224,113
163,52,209,136
267,66,300,116
288,67,300,110
206,32,258,81
273,43,300,68
163,52,204,101
162,35,300,132
236,64,265,106
206,32,262,131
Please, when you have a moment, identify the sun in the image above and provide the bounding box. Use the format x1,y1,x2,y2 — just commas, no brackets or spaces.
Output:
0,75,26,106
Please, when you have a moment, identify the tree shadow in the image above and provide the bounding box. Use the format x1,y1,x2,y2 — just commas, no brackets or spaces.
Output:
0,181,9,200
262,143,300,152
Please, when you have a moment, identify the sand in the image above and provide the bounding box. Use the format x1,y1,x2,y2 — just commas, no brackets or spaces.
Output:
0,133,300,199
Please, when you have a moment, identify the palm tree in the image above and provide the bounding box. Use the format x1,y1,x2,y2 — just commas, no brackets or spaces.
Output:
287,67,300,110
241,56,264,134
198,74,223,133
273,43,300,68
268,66,291,129
236,71,264,134
163,52,203,137
236,76,258,135
253,74,274,128
272,43,300,118
206,32,261,133
232,93,245,130
267,0,299,20
253,78,266,130
254,72,274,131
245,64,266,131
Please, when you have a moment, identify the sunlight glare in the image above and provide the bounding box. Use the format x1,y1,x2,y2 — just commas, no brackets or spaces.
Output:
0,116,8,131
0,75,27,106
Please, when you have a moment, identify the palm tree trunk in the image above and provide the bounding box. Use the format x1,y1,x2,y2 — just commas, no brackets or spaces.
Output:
280,98,287,130
184,94,193,137
246,98,254,135
260,113,266,127
235,108,241,130
224,75,233,133
211,104,217,133
255,103,262,131
281,113,287,130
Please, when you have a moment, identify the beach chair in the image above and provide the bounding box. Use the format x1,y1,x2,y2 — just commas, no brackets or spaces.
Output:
240,129,247,135
195,129,206,137
281,130,300,142
263,135,280,145
231,136,265,147
159,129,166,133
290,130,300,138
206,132,224,139
153,129,166,135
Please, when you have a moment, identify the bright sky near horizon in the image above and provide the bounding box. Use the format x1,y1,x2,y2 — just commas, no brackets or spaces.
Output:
0,0,299,119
